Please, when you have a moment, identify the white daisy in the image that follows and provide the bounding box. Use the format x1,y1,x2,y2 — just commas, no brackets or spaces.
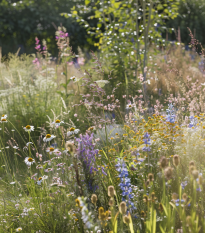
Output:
70,76,76,81
16,227,22,232
37,177,43,185
46,147,55,154
23,125,34,132
24,157,35,166
1,118,7,123
1,114,7,120
67,127,80,136
54,119,64,127
43,134,56,142
37,175,48,185
126,104,133,109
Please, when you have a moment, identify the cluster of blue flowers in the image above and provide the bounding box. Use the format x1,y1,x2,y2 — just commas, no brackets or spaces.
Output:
166,103,175,123
142,132,151,152
116,159,135,211
76,133,99,192
189,116,198,128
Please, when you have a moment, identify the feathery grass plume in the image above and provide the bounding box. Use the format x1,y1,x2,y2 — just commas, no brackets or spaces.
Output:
172,193,178,200
140,210,146,218
108,185,115,197
164,167,173,180
123,215,131,224
143,195,148,203
159,156,168,169
65,141,76,153
192,170,199,179
182,193,187,201
148,173,154,182
189,165,196,174
91,194,97,206
198,174,203,185
98,207,104,216
145,179,150,187
189,161,195,166
119,201,127,215
158,203,164,213
186,216,192,227
173,154,180,167
109,198,114,206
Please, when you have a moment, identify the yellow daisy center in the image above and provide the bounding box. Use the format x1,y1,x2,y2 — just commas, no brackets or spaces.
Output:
55,119,60,123
1,119,6,122
70,127,75,131
46,134,51,138
26,125,31,129
2,115,5,117
38,177,42,181
50,147,54,152
28,158,34,162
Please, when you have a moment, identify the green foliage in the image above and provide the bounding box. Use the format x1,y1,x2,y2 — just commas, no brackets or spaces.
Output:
0,0,89,56
166,0,205,46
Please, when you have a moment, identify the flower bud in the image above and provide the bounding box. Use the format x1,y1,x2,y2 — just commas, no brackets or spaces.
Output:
123,215,131,224
192,170,199,179
148,173,154,182
173,154,180,167
109,198,114,206
159,156,168,169
198,174,203,185
91,194,97,206
164,167,173,180
119,201,127,215
108,186,115,197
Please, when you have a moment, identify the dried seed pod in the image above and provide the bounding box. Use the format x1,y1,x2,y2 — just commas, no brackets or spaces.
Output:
159,156,168,169
164,167,173,180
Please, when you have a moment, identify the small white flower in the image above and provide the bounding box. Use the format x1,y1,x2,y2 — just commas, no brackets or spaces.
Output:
23,125,34,132
13,146,19,149
16,227,22,232
70,76,76,81
46,147,55,154
26,142,33,147
126,104,133,109
43,134,56,142
1,118,7,123
10,182,15,185
67,127,80,136
24,157,35,166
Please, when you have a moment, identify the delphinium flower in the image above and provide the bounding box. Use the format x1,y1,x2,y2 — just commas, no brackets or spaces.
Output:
189,115,198,128
67,127,80,136
43,134,56,142
116,159,135,211
166,103,175,123
142,132,151,152
76,133,98,192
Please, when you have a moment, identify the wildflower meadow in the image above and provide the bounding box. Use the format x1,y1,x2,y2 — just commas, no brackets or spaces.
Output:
1,1,205,232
